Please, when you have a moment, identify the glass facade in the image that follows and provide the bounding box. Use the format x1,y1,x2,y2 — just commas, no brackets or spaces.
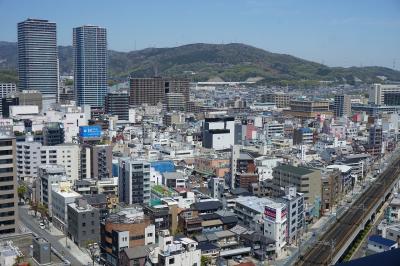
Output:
73,25,107,108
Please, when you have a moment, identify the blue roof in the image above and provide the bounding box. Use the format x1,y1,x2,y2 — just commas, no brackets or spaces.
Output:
299,127,313,133
197,242,220,252
338,248,400,266
150,160,175,173
368,235,397,247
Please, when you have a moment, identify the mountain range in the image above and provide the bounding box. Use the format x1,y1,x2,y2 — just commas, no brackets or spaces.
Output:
1,41,400,85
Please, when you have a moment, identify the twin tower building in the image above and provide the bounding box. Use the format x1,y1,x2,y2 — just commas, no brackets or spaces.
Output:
17,18,107,108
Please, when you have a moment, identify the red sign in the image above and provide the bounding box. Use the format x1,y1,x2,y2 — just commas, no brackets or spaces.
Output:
264,206,276,220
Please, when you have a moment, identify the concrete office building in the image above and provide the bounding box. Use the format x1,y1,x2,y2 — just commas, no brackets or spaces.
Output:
105,91,129,120
272,164,322,205
261,92,291,108
0,129,18,234
73,25,107,108
285,100,331,120
202,117,235,150
67,198,100,247
129,77,189,107
0,83,17,117
369,83,400,105
118,159,151,205
334,94,351,117
18,19,58,103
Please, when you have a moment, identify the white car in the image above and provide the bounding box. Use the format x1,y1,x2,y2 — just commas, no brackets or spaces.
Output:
39,222,45,229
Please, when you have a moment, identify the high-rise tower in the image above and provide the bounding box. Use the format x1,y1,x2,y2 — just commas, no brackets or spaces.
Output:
73,25,107,108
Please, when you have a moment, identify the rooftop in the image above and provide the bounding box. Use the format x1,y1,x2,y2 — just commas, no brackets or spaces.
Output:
235,196,285,214
368,235,397,247
274,164,316,176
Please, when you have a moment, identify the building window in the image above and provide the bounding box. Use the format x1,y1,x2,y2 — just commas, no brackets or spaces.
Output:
169,258,175,264
82,222,86,227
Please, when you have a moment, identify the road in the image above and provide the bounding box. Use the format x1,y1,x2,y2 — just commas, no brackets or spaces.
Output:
18,205,84,266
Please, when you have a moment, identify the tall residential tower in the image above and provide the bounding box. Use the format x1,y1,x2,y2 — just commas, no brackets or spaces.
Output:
18,19,58,103
73,25,107,108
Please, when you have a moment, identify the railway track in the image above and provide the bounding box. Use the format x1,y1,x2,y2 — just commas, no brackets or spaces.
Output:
296,155,400,265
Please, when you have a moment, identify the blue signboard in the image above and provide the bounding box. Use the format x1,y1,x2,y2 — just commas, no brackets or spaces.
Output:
79,126,101,138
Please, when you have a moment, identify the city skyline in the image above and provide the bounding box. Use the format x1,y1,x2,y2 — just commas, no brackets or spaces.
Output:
0,0,399,69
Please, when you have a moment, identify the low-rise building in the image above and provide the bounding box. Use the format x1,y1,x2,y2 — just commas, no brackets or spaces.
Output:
51,182,81,232
67,198,101,247
100,206,155,266
147,230,201,266
367,235,398,254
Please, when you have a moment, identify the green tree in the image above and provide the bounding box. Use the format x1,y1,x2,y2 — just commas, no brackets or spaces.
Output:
13,254,24,266
17,185,27,203
201,255,211,266
37,203,49,223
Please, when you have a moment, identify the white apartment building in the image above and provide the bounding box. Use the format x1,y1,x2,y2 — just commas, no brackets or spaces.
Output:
263,202,288,255
16,140,80,182
118,159,151,205
51,181,81,231
37,164,70,215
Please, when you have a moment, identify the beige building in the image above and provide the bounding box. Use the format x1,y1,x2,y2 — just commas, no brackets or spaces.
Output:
262,92,291,108
285,100,331,120
272,164,321,205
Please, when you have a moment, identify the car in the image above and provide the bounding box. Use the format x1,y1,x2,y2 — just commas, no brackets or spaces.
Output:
39,222,45,229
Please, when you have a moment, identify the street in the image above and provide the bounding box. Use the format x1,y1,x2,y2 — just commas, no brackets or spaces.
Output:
18,205,85,266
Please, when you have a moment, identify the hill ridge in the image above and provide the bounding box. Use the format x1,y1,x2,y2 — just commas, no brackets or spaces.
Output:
1,41,399,85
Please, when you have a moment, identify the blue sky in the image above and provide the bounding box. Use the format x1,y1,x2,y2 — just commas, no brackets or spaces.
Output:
0,0,399,69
